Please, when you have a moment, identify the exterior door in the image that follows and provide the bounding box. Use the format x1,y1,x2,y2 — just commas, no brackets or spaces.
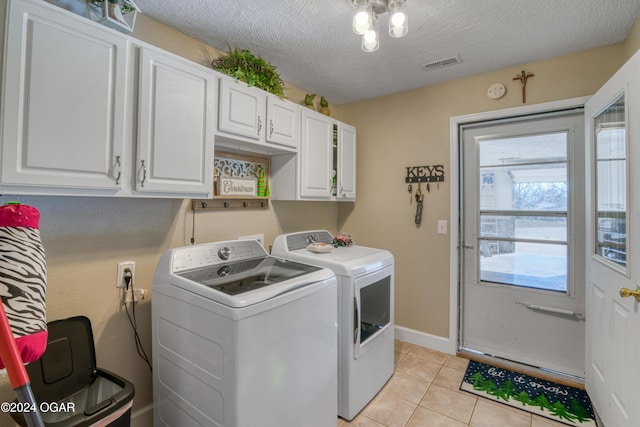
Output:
585,49,640,427
461,111,586,377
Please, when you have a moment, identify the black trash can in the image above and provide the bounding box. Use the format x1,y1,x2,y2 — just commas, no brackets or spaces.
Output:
12,316,135,427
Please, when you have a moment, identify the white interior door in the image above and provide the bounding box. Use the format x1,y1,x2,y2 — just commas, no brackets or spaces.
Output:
461,112,586,377
585,49,640,427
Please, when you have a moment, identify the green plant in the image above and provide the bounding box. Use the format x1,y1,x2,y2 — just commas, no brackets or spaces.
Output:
212,46,285,98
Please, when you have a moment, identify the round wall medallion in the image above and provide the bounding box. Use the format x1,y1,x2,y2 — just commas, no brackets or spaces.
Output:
487,83,506,100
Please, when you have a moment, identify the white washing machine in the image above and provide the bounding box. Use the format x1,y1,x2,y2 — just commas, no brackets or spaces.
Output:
152,239,337,427
272,230,395,421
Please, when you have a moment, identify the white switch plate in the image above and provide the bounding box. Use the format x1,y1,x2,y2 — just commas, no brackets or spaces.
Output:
437,220,448,235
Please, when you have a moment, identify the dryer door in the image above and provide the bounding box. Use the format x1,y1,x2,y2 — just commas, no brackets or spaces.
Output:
354,265,393,359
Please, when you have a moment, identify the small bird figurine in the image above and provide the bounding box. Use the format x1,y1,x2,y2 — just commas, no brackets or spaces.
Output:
304,93,316,108
319,96,331,116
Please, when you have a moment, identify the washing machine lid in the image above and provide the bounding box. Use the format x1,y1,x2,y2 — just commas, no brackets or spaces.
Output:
163,240,335,308
175,256,331,307
272,231,394,276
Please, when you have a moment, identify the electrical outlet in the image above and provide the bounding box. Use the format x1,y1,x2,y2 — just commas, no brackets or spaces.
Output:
437,220,448,235
116,261,135,288
238,234,265,247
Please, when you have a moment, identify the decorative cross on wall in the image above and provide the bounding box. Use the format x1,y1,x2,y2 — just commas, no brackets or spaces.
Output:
513,70,535,103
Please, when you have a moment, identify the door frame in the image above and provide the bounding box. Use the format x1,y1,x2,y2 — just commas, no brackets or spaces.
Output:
447,96,591,355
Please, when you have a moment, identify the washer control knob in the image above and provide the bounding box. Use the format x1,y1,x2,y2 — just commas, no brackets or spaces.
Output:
218,246,231,260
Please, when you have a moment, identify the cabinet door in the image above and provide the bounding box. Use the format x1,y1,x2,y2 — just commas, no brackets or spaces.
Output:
1,0,127,191
218,78,265,140
338,123,356,200
266,96,299,148
136,47,214,196
300,109,333,198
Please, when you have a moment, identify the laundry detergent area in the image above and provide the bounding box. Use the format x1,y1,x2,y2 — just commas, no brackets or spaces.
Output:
1,0,639,426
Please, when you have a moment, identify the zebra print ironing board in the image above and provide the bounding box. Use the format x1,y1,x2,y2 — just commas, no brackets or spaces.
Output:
0,203,47,369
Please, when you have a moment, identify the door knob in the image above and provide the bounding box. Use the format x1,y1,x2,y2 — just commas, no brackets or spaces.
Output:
619,286,640,302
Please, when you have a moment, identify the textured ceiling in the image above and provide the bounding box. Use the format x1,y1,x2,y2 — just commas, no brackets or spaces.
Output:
133,0,640,105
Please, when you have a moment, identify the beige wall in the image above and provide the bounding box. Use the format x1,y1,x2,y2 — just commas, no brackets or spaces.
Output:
335,44,626,337
0,5,638,427
625,13,640,61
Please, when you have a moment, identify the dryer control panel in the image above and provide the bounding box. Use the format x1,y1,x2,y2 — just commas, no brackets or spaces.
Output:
283,230,334,251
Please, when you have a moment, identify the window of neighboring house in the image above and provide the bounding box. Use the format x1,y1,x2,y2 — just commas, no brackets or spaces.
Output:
478,132,569,292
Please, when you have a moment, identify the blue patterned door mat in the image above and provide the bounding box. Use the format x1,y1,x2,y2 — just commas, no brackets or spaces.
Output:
460,360,596,426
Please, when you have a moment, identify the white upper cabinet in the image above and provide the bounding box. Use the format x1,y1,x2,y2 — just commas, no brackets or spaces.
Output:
0,0,214,198
215,76,299,155
271,108,356,201
217,77,266,141
266,96,299,149
1,0,128,194
337,123,356,200
1,0,351,201
299,109,334,198
135,47,214,196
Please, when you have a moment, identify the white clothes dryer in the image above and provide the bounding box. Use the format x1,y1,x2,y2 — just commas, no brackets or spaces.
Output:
152,239,337,427
272,230,395,420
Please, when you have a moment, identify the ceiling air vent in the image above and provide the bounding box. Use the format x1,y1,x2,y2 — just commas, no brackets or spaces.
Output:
421,55,462,72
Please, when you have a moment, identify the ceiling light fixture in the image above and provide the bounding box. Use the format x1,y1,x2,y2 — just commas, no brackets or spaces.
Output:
352,0,408,52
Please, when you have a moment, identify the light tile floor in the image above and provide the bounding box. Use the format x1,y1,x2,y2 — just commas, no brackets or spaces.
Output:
337,340,569,427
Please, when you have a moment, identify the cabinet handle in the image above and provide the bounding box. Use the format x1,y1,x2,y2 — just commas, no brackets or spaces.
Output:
269,119,274,138
113,155,121,185
257,116,262,135
140,160,147,188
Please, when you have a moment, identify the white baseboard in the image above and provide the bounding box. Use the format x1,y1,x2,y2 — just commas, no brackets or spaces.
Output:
131,402,154,427
394,325,456,355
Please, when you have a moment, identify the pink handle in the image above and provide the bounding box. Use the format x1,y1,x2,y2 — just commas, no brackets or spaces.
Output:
0,302,30,388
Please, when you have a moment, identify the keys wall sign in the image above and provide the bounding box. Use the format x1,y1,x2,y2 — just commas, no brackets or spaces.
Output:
405,165,445,183
405,164,445,227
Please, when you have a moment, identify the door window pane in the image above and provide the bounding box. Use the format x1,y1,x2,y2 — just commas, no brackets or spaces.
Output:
594,94,627,267
479,133,567,166
479,241,567,291
480,215,567,241
478,132,568,292
480,164,567,211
